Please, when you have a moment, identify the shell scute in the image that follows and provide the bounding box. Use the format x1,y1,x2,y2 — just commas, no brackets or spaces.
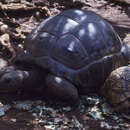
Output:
61,9,102,24
52,34,87,69
38,15,79,37
25,32,57,57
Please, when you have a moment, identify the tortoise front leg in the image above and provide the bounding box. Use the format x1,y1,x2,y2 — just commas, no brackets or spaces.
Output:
45,74,79,106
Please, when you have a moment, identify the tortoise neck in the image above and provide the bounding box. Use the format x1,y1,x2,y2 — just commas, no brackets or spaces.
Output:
121,44,130,63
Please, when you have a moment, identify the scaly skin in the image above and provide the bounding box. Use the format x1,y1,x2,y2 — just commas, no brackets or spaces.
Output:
0,64,45,93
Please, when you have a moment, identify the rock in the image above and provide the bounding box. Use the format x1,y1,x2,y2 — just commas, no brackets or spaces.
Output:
0,24,8,33
123,34,130,44
88,107,105,120
13,100,33,111
122,113,130,120
101,103,114,115
0,105,11,117
100,121,112,129
0,58,8,70
62,106,72,111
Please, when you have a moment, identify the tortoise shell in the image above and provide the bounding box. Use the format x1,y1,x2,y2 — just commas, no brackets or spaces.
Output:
101,66,130,112
21,9,128,93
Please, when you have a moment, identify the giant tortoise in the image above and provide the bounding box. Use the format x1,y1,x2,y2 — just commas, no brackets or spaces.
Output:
0,9,129,111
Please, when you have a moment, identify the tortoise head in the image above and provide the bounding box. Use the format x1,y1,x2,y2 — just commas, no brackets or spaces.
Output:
0,66,29,93
121,39,130,63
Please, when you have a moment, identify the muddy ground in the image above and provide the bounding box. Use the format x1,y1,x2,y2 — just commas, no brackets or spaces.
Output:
0,0,130,130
